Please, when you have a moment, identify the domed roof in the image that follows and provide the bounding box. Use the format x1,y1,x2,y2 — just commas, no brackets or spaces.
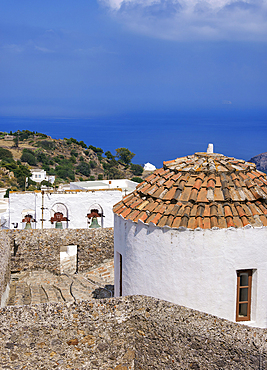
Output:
113,151,267,230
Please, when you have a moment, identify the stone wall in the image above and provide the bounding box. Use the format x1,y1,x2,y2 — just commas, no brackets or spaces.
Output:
5,228,113,274
0,232,11,306
0,295,267,369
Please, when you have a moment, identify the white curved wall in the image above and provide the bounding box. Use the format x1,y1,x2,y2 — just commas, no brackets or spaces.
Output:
9,190,122,229
114,214,267,328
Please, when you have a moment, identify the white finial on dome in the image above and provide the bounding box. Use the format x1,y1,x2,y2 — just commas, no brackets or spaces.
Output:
207,143,214,154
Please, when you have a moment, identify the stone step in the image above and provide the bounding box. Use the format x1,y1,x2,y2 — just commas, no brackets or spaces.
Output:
6,263,114,307
82,273,107,287
42,284,63,303
72,274,97,289
30,284,42,305
53,275,74,303
71,280,94,301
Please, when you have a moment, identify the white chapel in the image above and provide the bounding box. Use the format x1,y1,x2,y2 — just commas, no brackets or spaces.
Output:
113,145,267,328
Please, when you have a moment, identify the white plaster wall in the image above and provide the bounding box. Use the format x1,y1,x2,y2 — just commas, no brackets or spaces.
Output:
9,190,122,229
31,170,46,183
114,214,267,328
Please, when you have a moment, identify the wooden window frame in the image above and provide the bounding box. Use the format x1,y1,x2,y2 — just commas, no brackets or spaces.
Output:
236,269,252,322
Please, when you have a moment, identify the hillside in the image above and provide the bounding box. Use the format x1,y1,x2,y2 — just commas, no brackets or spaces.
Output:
0,130,145,192
248,152,267,173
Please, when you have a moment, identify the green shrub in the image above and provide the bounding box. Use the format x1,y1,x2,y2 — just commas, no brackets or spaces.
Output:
105,151,115,160
0,147,13,160
89,175,95,181
37,152,50,165
98,174,104,180
89,160,97,169
36,140,55,150
21,152,36,166
79,140,87,148
55,166,75,181
76,162,91,176
88,145,103,155
132,177,143,183
70,150,78,157
70,156,77,164
130,164,144,176
18,130,35,141
28,185,37,191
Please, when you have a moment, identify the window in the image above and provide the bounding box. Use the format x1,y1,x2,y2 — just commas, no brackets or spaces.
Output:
236,270,252,322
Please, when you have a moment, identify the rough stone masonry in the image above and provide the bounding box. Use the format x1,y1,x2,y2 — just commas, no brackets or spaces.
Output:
0,228,267,369
0,296,267,369
5,228,114,274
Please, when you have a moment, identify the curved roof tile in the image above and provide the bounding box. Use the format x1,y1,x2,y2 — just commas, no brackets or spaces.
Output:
113,152,267,230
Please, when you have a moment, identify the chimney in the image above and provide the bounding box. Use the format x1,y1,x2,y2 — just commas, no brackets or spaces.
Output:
207,143,214,154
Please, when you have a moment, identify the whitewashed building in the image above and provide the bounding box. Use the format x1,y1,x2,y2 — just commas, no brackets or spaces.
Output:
30,169,55,184
113,148,267,328
8,187,132,230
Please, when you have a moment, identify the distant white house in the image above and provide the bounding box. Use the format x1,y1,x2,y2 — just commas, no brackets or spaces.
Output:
30,169,55,184
144,162,156,171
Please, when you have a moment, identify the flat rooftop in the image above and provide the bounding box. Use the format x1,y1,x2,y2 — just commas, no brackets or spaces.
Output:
70,179,138,194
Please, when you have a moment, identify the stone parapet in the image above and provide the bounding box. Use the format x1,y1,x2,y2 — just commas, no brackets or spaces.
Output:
2,228,113,274
0,295,267,369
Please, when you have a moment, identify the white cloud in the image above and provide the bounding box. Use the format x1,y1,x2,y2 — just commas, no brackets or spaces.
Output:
99,0,267,40
34,45,54,53
102,0,240,11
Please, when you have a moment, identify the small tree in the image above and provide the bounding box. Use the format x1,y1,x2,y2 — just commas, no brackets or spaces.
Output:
115,148,135,165
13,133,19,148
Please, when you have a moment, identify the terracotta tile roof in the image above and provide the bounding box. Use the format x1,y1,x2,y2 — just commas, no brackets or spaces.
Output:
114,151,267,230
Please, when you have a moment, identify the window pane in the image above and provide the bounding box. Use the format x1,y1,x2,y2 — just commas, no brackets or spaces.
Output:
239,303,248,317
240,273,248,286
240,288,248,302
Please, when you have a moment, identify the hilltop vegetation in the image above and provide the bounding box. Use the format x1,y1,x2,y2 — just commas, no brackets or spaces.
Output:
0,130,144,193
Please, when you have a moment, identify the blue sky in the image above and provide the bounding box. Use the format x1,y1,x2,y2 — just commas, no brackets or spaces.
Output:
0,0,267,166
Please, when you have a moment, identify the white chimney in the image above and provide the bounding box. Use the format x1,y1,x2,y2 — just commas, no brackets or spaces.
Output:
207,143,214,153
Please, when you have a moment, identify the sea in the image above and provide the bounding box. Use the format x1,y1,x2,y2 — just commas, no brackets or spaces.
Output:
0,108,266,168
